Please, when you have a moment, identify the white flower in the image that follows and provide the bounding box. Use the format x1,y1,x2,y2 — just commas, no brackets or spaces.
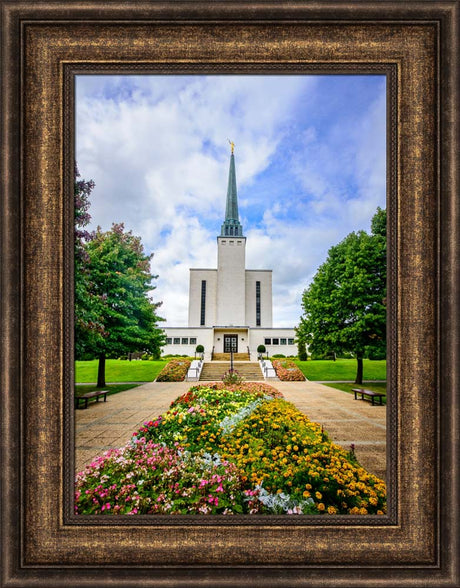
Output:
220,400,263,435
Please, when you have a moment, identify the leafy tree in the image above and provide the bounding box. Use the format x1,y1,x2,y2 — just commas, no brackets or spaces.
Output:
299,209,386,384
74,165,102,359
85,223,165,386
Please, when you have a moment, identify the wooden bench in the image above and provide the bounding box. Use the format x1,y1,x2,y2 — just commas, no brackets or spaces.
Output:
352,388,386,406
75,390,108,409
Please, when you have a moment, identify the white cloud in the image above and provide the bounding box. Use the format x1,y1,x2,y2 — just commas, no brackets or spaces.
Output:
76,75,386,327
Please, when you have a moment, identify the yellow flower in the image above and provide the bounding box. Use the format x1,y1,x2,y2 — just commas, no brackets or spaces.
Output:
305,484,312,490
317,503,325,511
315,491,322,500
327,506,337,514
303,491,310,498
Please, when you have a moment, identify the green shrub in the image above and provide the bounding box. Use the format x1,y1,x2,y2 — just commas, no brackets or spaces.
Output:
222,369,244,385
366,349,386,360
311,352,336,361
257,344,266,354
337,352,354,359
297,340,308,361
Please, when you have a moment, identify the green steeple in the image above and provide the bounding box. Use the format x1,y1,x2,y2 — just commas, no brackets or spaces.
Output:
220,146,244,237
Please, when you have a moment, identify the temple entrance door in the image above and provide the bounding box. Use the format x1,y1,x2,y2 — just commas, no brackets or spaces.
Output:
223,335,238,353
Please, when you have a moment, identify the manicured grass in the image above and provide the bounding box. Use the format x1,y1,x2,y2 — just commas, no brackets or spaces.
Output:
75,383,141,398
75,359,168,383
323,382,387,405
294,359,386,382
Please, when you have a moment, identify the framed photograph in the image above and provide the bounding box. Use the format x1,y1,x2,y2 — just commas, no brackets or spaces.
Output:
1,1,458,586
73,72,389,497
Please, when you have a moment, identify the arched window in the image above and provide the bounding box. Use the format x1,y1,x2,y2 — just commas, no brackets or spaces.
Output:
230,226,234,235
225,226,228,235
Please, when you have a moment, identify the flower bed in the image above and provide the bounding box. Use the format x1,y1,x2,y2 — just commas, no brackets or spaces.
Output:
272,359,305,381
176,381,284,401
76,384,386,516
155,359,191,382
75,442,260,515
216,399,385,515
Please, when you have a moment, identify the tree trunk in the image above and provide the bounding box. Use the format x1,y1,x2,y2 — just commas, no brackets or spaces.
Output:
97,353,106,388
355,356,363,385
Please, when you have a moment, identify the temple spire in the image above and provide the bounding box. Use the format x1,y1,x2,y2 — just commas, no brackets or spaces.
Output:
221,142,244,237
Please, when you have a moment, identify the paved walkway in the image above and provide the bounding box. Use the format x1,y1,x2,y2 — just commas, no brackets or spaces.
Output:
75,380,386,481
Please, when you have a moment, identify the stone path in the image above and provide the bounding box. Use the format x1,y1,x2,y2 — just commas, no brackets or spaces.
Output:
75,382,192,473
75,380,386,481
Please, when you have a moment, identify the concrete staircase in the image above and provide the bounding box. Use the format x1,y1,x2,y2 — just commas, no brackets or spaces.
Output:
199,361,264,382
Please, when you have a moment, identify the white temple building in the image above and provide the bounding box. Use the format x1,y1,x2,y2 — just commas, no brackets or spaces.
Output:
162,145,297,360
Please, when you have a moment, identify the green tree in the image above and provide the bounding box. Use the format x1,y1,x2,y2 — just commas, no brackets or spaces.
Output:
299,209,386,384
85,223,165,386
74,165,103,359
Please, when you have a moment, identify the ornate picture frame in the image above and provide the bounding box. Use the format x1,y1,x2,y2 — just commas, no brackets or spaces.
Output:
1,1,458,586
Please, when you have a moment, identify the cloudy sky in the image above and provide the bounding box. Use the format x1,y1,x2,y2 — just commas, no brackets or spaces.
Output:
76,75,386,327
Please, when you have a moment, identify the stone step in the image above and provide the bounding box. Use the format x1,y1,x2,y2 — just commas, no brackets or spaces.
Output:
199,362,263,381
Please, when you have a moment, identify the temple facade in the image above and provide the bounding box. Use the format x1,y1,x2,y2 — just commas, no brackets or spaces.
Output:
162,146,297,360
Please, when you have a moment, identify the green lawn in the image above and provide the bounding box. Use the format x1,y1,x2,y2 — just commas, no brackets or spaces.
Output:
293,359,386,382
75,383,141,398
323,382,387,405
75,359,168,383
